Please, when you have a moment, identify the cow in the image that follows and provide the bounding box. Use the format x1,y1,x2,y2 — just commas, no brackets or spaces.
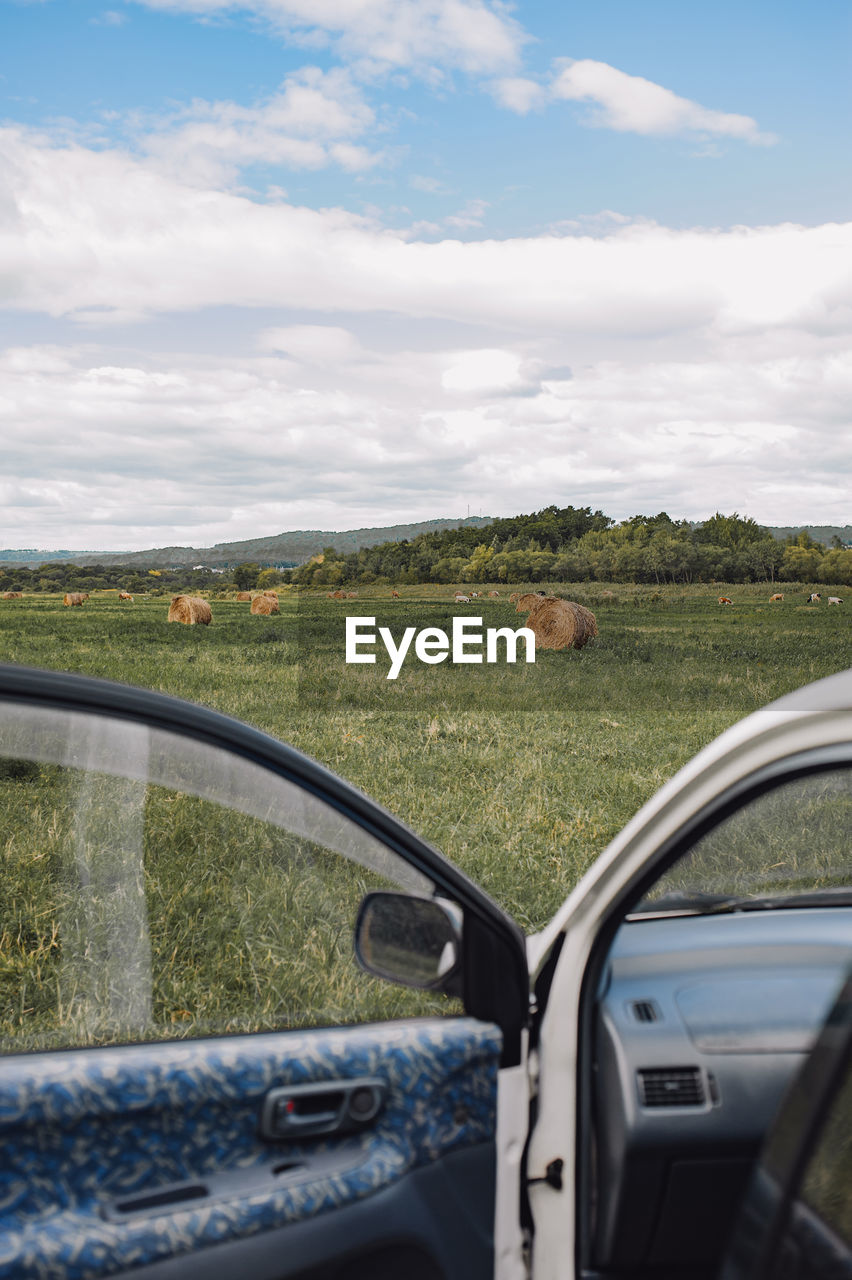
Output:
454,594,470,604
392,590,400,599
828,597,843,605
769,593,783,602
118,592,133,601
807,593,821,603
63,593,85,607
718,596,733,605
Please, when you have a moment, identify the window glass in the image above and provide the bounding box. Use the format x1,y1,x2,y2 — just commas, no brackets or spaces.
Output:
800,1057,852,1246
0,701,454,1053
634,769,852,915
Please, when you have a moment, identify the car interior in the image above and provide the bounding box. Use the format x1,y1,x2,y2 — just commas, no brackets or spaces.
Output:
576,763,852,1280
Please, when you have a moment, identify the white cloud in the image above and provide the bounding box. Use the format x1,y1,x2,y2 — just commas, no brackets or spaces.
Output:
489,77,547,114
409,174,451,194
1,128,847,337
443,198,489,229
131,0,525,76
1,340,849,548
135,67,383,186
440,348,525,393
549,59,777,145
257,324,362,363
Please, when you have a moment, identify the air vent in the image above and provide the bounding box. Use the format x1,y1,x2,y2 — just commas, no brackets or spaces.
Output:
630,1000,660,1024
638,1067,705,1108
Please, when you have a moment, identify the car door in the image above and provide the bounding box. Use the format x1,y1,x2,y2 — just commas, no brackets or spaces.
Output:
0,663,528,1280
523,667,852,1280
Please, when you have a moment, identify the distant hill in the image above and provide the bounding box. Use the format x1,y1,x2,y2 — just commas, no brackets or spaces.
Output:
767,525,851,545
0,516,495,568
2,517,847,569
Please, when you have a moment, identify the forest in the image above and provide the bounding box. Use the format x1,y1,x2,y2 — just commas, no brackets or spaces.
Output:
1,508,849,593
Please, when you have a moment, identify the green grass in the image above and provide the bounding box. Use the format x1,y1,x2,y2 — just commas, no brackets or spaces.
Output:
0,584,848,1049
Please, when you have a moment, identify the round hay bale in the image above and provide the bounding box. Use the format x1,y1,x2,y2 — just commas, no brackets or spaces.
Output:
251,594,279,615
515,591,551,613
262,589,279,599
525,597,598,651
168,595,212,625
330,590,346,600
2,591,23,599
236,591,252,602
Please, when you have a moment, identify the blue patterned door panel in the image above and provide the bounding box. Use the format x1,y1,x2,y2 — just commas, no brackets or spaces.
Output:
0,1018,501,1279
0,667,528,1280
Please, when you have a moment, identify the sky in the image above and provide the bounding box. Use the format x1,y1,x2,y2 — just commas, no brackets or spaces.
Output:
1,0,850,551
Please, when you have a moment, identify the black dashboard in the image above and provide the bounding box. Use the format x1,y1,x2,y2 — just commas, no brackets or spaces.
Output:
590,908,852,1278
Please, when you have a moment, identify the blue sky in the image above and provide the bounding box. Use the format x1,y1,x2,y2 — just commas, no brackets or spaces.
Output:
0,0,849,548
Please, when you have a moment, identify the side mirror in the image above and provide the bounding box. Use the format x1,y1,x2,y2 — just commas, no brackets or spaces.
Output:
354,892,463,995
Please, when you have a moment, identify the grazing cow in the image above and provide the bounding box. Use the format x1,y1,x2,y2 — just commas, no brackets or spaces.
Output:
454,594,470,604
488,590,500,598
770,593,783,602
808,593,821,603
718,596,733,605
63,593,85,607
118,591,133,601
470,591,480,599
392,590,400,599
828,597,843,605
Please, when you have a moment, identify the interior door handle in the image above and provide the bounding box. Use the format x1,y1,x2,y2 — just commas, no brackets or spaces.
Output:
259,1078,387,1140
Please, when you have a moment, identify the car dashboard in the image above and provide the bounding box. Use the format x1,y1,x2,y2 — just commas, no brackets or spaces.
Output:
590,907,852,1279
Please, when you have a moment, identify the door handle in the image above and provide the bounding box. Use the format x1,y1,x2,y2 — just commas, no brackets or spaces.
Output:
259,1078,387,1140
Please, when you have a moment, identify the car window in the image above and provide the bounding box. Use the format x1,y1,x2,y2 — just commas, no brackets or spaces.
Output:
799,1052,852,1247
633,768,852,915
0,700,454,1053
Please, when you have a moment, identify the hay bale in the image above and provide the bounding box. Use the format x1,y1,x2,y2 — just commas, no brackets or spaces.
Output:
236,591,252,602
251,594,279,615
63,592,85,607
262,589,279,599
2,591,22,599
330,590,346,600
514,591,550,613
167,595,212,625
524,597,598,651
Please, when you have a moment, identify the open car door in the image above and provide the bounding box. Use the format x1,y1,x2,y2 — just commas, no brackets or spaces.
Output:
524,668,852,1280
0,664,529,1280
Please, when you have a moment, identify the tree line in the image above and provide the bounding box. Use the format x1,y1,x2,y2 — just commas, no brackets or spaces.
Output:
2,508,849,593
291,508,852,588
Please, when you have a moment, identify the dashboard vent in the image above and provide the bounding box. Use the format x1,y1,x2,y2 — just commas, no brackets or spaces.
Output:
630,1000,660,1024
638,1067,705,1108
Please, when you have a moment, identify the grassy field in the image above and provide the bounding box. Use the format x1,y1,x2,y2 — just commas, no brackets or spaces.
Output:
0,583,848,926
0,583,848,1048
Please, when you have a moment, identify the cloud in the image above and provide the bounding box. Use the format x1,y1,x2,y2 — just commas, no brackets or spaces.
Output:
409,174,451,194
443,198,489,229
90,10,129,25
1,339,849,549
1,128,847,337
549,59,777,145
489,77,547,114
131,0,525,76
131,67,384,186
257,324,362,363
